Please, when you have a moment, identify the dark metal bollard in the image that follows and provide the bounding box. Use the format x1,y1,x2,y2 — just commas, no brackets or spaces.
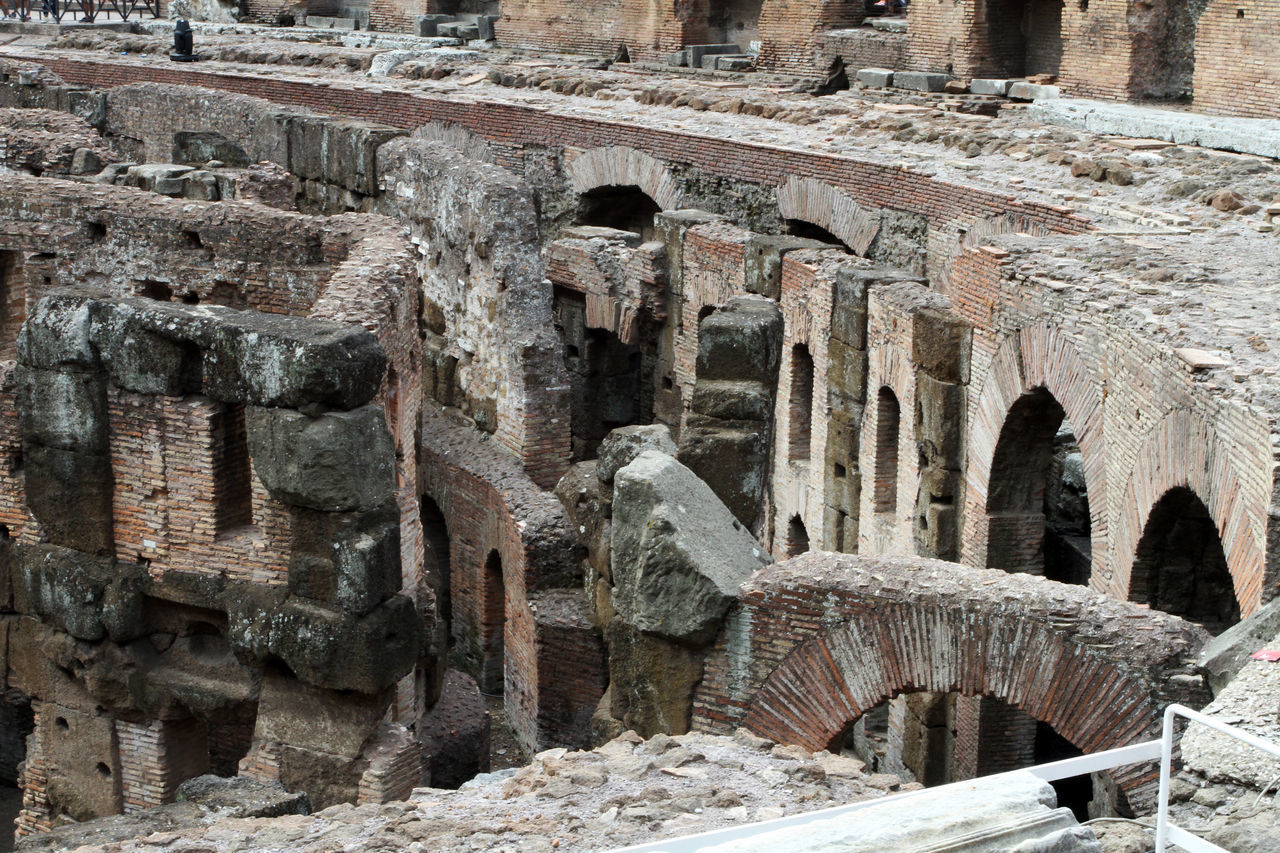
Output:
170,19,202,62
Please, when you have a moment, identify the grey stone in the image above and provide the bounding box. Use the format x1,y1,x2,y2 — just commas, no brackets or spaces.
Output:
175,774,309,817
247,405,395,514
856,68,894,88
596,424,677,486
476,14,497,40
19,295,99,370
288,502,402,616
610,451,770,644
1199,597,1280,693
23,445,114,555
1030,99,1280,160
226,587,418,693
1007,82,1062,101
686,44,740,69
17,367,107,453
894,71,949,92
695,295,784,385
15,546,143,643
713,55,754,72
743,234,828,300
414,15,452,37
970,78,1013,96
667,50,689,67
69,148,102,176
182,169,220,201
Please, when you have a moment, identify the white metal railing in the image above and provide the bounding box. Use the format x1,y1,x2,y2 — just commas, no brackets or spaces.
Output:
1155,704,1280,853
610,703,1280,853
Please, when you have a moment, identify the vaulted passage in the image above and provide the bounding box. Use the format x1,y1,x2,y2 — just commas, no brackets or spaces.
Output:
576,186,661,241
984,0,1064,79
554,289,651,462
694,553,1210,812
843,692,1094,819
1130,487,1240,635
481,550,506,695
873,386,900,514
986,387,1090,584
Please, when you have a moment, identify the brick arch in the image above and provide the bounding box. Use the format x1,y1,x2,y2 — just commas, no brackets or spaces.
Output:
693,553,1209,811
962,324,1108,583
567,146,684,211
1112,409,1267,616
936,214,1051,293
775,176,880,255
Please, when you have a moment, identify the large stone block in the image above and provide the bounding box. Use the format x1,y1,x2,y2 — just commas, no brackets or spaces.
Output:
227,587,418,693
689,380,773,422
895,71,949,92
912,306,970,384
856,68,894,88
23,445,113,554
200,312,386,410
18,295,99,370
17,367,108,453
696,295,783,385
93,313,202,397
915,373,965,471
606,619,705,737
743,235,828,300
676,427,771,531
1198,598,1280,693
611,451,770,644
596,424,677,486
288,501,401,615
247,405,395,513
15,545,113,640
827,339,868,401
40,703,122,822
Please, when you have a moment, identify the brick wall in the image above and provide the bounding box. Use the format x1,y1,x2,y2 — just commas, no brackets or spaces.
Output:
693,552,1210,811
947,244,1274,617
1193,0,1280,119
496,0,708,64
418,409,595,753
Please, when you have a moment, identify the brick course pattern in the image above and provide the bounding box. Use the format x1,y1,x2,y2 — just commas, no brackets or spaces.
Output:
692,551,1211,811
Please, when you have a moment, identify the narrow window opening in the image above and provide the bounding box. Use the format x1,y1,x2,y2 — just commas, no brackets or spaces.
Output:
789,345,814,461
874,387,901,513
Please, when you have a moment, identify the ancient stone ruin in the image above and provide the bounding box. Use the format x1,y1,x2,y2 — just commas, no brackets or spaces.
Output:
0,3,1277,850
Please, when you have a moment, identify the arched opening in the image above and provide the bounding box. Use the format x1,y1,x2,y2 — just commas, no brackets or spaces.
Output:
481,550,505,696
576,186,661,241
0,251,26,362
873,387,900,513
983,0,1064,79
786,515,809,558
986,387,1090,583
1130,487,1239,635
785,219,850,251
839,692,1098,820
0,686,32,849
420,495,453,644
554,288,651,462
788,345,814,461
709,0,764,51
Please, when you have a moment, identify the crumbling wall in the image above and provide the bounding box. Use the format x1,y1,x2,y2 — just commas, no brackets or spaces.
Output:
6,292,421,829
376,136,572,489
495,0,710,63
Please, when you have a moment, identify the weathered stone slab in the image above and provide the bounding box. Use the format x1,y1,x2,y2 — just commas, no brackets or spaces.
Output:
1008,82,1061,101
611,451,770,644
856,68,894,88
970,78,1014,96
894,71,949,92
247,405,395,513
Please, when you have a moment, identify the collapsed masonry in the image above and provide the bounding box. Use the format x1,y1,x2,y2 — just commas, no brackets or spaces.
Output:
0,34,1277,850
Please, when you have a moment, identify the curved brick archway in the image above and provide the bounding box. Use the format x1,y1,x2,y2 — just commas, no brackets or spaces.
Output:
962,324,1108,584
693,553,1210,811
567,146,684,211
775,176,880,255
1112,409,1268,617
